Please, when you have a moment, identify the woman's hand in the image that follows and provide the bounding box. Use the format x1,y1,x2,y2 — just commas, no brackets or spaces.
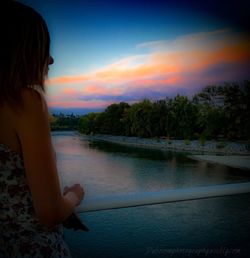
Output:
63,184,84,206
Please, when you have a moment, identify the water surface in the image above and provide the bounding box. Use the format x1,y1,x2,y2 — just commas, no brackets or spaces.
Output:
52,131,250,258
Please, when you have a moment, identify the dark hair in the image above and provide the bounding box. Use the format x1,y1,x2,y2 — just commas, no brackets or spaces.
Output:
0,1,50,104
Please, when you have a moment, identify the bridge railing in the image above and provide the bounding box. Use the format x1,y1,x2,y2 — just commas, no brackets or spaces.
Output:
76,182,250,213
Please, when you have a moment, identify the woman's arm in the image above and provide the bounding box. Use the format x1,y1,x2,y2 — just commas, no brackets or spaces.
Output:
15,87,83,227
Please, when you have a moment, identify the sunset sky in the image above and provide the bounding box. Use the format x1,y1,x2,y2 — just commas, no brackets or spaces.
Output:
20,0,250,114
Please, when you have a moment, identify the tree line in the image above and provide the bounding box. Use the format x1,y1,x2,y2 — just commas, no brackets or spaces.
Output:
50,113,80,131
63,81,250,141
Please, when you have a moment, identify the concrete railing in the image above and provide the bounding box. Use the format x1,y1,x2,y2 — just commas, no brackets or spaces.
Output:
76,182,250,213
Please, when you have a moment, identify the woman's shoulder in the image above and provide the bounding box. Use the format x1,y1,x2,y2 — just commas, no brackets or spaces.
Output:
0,86,46,120
19,86,48,114
6,86,49,134
0,86,46,152
21,86,46,104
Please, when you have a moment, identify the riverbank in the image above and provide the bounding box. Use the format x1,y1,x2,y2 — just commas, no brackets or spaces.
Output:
189,155,250,170
78,133,250,155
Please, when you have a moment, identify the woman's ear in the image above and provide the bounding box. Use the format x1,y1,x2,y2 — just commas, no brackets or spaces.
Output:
49,55,54,65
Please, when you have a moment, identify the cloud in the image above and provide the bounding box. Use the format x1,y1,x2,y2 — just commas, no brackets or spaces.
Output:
48,75,90,85
46,28,250,109
48,100,113,109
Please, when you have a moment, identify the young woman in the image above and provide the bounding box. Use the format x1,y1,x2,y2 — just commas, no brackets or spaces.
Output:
0,1,85,257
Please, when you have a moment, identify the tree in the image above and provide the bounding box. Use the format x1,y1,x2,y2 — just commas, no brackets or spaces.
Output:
50,113,80,131
196,103,226,140
222,81,250,139
127,99,153,137
77,81,250,141
78,113,98,134
168,95,196,139
96,102,130,135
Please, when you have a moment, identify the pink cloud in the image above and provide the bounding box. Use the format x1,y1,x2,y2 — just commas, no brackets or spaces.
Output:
48,100,113,109
46,29,250,109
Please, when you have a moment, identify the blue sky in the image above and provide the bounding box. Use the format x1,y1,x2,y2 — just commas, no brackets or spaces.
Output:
20,0,250,114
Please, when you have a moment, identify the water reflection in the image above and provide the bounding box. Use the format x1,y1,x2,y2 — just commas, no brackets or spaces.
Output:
52,132,250,258
52,133,250,199
87,139,250,189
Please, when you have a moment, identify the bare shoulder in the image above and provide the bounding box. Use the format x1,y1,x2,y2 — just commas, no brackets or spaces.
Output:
14,86,50,139
13,87,48,125
0,87,48,152
19,87,47,114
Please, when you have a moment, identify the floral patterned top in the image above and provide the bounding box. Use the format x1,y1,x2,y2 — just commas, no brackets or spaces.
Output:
0,143,72,258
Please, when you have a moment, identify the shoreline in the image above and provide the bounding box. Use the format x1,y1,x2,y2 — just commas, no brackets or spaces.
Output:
77,133,250,156
80,133,250,170
189,155,250,170
52,131,250,170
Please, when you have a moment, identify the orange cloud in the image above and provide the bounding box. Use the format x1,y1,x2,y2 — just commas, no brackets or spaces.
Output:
48,100,113,108
62,88,78,94
84,85,101,94
175,41,250,76
47,75,89,85
48,34,249,85
47,29,250,109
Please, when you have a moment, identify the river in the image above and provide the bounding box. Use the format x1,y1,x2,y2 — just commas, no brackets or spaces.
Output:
52,131,250,258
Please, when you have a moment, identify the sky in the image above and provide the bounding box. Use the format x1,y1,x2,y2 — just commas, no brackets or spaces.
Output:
20,0,250,114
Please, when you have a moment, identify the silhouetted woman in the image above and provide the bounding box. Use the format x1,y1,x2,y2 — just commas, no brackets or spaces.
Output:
0,1,84,257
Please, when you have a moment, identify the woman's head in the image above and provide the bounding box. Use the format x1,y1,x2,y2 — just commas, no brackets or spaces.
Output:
0,1,51,104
